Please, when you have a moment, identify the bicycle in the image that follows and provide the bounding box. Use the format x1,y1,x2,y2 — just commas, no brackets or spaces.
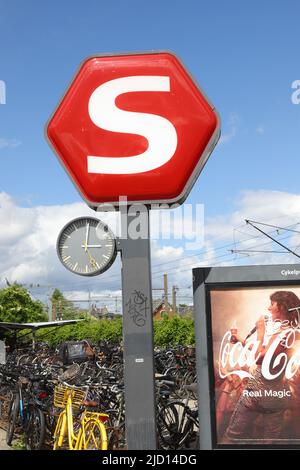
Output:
6,374,46,450
156,380,199,449
53,382,108,450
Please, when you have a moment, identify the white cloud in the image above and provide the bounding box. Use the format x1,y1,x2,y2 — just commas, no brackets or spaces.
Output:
206,190,300,241
218,113,239,145
0,193,103,286
152,244,183,261
256,126,265,135
0,138,21,149
150,203,204,251
204,190,300,268
1,190,300,305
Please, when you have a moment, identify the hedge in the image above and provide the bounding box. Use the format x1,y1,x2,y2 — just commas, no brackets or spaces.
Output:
30,316,195,348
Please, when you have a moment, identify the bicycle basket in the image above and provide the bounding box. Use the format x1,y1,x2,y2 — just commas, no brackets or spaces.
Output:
54,385,86,410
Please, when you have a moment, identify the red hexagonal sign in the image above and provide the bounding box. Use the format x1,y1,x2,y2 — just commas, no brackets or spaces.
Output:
47,52,220,209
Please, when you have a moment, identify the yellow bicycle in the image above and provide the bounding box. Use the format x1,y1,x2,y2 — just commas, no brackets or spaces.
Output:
53,383,108,450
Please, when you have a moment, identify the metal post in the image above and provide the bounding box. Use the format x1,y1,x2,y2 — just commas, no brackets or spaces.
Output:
172,285,177,314
163,273,168,308
120,205,157,450
88,290,91,315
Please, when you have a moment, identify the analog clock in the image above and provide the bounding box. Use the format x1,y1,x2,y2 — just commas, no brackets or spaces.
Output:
57,217,117,276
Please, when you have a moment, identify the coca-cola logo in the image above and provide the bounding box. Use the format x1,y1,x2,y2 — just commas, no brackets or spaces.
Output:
219,327,300,381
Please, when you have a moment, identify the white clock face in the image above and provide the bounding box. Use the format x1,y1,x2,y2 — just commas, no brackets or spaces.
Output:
57,217,117,276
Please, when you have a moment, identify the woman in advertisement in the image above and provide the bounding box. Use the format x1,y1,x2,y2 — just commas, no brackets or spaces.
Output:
221,290,300,444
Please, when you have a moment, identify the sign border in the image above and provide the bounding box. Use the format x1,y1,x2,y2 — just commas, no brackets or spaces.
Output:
45,50,221,211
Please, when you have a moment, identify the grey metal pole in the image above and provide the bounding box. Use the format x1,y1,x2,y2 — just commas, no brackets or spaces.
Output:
120,205,157,450
164,273,168,308
172,285,177,314
87,290,92,317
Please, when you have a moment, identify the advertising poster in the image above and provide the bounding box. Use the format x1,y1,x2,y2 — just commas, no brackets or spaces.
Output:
210,286,300,446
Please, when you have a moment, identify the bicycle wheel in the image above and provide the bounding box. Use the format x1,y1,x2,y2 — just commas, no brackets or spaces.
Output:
53,411,67,450
6,395,20,446
25,406,46,450
157,401,192,450
78,418,108,450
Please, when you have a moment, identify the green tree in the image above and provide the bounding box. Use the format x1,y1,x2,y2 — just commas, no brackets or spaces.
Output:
0,284,47,323
51,289,87,320
153,316,195,346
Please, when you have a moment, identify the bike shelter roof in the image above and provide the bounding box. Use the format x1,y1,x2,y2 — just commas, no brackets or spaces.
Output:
0,319,83,331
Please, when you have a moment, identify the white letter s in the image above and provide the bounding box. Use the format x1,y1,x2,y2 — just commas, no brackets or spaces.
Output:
87,76,177,174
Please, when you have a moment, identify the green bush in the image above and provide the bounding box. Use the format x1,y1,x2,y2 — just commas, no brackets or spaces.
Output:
153,316,195,347
35,317,123,346
33,315,195,348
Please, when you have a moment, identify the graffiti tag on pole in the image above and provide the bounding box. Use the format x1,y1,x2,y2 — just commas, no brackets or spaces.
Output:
126,290,149,327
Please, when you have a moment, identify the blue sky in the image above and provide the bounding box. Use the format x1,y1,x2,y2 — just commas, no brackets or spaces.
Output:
1,1,300,301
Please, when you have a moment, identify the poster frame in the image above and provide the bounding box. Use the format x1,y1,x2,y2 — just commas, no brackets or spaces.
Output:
193,264,300,450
